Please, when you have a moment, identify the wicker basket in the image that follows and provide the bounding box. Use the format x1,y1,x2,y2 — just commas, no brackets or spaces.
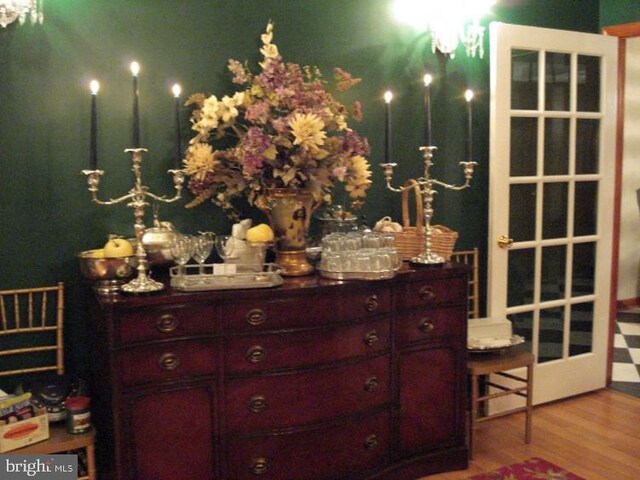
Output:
392,179,459,261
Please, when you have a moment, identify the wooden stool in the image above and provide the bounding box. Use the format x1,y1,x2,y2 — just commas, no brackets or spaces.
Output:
10,424,97,479
467,349,535,459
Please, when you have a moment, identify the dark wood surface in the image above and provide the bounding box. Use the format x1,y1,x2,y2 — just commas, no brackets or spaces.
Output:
88,263,469,480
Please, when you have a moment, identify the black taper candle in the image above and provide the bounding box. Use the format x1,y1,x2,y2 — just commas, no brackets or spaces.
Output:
172,84,182,169
423,74,433,146
384,91,393,163
89,80,99,169
131,62,141,148
465,89,474,161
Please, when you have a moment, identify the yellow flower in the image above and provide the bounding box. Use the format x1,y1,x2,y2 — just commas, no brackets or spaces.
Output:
288,113,326,153
184,143,216,181
345,155,372,198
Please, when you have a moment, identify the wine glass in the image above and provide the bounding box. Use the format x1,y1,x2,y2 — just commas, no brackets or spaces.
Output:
193,231,215,275
170,234,194,277
214,235,233,262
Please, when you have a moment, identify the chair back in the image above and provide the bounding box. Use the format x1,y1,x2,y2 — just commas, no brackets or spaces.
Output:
450,249,479,319
0,283,65,384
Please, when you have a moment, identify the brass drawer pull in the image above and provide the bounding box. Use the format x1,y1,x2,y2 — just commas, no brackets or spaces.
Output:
364,295,379,312
156,314,178,333
248,395,268,413
246,345,266,363
364,434,379,450
251,457,269,475
158,352,180,371
364,330,379,347
419,318,435,333
246,308,267,326
364,376,379,392
419,285,436,302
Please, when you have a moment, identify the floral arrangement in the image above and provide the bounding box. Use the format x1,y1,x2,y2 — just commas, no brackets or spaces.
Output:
183,21,372,219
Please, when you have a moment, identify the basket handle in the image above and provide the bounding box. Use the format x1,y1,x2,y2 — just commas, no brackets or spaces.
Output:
401,179,424,229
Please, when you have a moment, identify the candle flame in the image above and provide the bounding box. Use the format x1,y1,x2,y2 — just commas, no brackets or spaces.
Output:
90,80,100,95
423,74,433,87
130,61,140,77
172,84,181,98
384,90,393,103
465,89,474,102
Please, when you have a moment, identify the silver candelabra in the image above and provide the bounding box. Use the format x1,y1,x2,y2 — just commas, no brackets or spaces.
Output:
380,146,476,265
82,148,185,293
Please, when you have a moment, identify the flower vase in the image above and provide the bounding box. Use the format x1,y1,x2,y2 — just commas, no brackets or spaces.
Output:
259,188,318,276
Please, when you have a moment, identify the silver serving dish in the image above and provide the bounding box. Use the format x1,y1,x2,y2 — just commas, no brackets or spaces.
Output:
78,250,138,295
317,268,397,281
170,263,283,291
129,220,180,267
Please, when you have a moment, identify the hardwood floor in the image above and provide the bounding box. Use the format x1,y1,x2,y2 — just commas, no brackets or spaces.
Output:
421,388,640,480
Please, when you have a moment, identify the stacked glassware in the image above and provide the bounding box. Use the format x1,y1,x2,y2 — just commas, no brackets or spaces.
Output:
318,231,401,280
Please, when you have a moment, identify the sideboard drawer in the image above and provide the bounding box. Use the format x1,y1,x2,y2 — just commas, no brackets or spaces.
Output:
395,306,467,347
395,276,468,310
225,355,390,433
114,304,217,345
225,318,390,373
223,287,391,332
226,410,390,480
117,340,219,386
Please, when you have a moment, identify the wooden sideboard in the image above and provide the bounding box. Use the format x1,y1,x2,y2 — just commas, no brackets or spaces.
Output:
88,265,469,480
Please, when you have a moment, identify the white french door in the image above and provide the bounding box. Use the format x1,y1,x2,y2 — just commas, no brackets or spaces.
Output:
488,23,617,405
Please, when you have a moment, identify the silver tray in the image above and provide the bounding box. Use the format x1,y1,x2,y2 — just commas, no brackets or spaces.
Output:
170,263,283,291
467,334,525,353
317,268,397,281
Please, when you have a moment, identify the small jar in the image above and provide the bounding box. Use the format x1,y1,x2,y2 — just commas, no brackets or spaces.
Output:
65,396,92,434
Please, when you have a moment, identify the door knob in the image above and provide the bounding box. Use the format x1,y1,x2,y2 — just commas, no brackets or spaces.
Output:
497,235,514,249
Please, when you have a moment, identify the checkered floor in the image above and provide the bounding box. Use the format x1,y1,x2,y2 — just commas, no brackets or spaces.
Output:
611,308,640,398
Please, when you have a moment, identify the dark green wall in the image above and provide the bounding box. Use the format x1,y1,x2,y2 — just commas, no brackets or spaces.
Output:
601,0,640,28
0,0,611,380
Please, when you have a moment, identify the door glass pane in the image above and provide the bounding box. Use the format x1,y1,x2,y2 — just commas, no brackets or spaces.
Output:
510,184,536,241
576,119,599,174
542,182,568,239
572,242,596,296
511,311,533,351
511,117,538,176
544,118,569,175
574,181,598,236
570,302,593,356
541,245,566,301
507,248,535,308
512,49,538,110
539,306,564,363
577,55,601,112
545,52,571,111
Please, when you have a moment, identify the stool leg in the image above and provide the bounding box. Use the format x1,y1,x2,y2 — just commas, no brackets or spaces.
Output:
469,373,479,459
86,443,97,480
525,362,533,444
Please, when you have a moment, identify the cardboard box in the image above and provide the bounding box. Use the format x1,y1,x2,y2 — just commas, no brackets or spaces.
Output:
0,412,50,453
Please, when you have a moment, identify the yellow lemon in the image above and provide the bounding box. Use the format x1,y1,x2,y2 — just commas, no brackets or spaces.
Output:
246,223,274,243
91,249,105,258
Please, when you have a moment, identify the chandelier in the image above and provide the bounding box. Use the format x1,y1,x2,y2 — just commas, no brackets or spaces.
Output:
0,0,43,28
392,0,494,59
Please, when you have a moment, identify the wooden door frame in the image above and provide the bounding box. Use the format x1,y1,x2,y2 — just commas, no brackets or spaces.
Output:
602,21,640,385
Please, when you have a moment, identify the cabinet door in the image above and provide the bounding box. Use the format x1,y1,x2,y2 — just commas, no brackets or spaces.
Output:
123,384,217,480
397,345,465,456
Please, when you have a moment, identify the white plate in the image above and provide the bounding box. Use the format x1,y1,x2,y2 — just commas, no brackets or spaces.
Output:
467,334,525,352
